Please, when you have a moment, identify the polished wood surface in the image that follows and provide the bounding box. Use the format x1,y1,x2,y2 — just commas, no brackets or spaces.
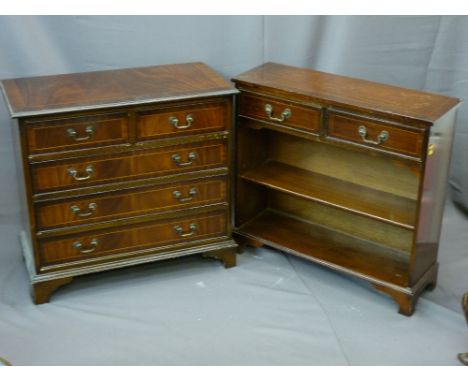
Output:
241,161,417,229
36,177,227,230
240,126,420,200
411,110,457,284
31,140,227,193
137,100,228,141
238,91,321,134
232,62,460,124
238,209,409,286
25,111,129,154
39,211,227,265
233,62,458,315
270,192,413,253
328,111,425,158
3,62,237,303
1,62,237,117
32,277,74,304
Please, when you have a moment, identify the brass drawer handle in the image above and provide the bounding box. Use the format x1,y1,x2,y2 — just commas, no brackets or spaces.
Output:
174,223,198,237
358,125,389,145
70,202,97,217
171,152,198,167
72,238,99,254
173,187,198,202
68,165,94,181
264,104,291,123
67,125,95,141
169,114,194,129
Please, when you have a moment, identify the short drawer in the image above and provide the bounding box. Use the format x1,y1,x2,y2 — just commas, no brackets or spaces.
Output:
238,92,321,134
25,112,129,154
327,112,425,157
38,211,227,266
31,140,227,193
136,100,228,140
36,177,228,230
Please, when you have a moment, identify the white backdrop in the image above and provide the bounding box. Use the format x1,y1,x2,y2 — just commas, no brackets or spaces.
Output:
0,16,467,365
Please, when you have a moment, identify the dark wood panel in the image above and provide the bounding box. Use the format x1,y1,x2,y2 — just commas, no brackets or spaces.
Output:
237,209,410,287
238,92,321,134
137,100,228,140
2,62,237,117
31,140,228,193
410,109,457,284
269,191,413,253
25,112,129,154
36,177,227,230
39,211,227,265
232,62,460,125
240,161,417,229
328,112,425,158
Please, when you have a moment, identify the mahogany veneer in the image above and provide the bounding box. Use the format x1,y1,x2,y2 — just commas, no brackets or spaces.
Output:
233,62,461,315
1,62,238,303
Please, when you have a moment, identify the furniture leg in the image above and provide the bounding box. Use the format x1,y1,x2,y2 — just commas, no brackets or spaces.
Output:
372,263,438,316
371,283,415,316
32,277,74,304
233,233,264,253
202,247,237,268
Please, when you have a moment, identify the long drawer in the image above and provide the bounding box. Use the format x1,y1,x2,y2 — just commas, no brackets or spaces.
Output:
36,177,227,230
38,211,227,266
26,112,129,154
31,140,228,193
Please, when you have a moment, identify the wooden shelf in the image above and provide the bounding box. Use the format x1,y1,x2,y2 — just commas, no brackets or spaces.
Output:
237,209,410,287
240,161,416,230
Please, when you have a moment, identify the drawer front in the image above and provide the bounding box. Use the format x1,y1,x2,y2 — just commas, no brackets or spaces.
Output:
38,211,227,265
328,112,425,157
36,177,228,230
238,93,321,133
31,141,228,193
26,113,129,154
136,101,228,140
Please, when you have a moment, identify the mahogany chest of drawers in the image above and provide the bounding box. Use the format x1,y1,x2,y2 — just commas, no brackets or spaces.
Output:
232,62,461,315
1,63,238,303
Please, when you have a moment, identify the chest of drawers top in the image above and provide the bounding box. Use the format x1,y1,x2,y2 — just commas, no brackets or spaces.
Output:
1,62,237,117
232,62,460,126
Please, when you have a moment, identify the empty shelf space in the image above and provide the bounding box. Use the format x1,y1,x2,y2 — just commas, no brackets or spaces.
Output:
239,161,416,229
237,209,410,287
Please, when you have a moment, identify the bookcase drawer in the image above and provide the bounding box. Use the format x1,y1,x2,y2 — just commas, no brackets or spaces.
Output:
238,92,321,134
327,112,425,158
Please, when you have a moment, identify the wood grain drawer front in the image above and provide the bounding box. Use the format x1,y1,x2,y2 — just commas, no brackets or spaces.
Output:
38,211,227,265
36,178,227,230
238,93,321,133
136,101,228,140
26,113,129,154
328,113,425,157
31,141,228,193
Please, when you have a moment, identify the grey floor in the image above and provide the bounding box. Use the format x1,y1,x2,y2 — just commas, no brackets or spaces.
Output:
0,200,467,365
